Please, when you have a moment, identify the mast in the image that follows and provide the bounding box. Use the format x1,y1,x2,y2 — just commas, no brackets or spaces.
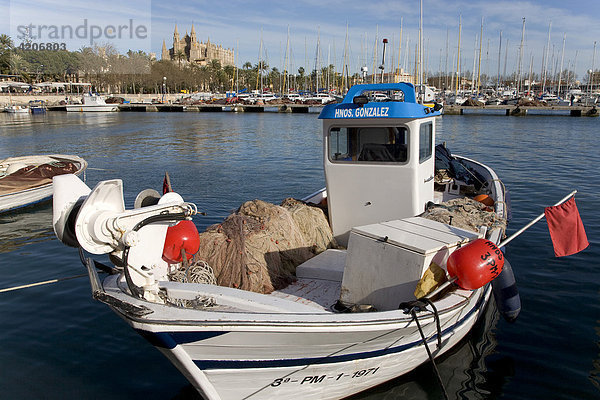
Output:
496,30,502,92
527,53,533,96
517,17,525,97
542,22,552,94
445,26,449,89
455,14,462,94
419,0,423,92
476,17,484,96
257,28,263,92
283,26,290,94
471,35,478,95
503,38,509,84
397,17,403,83
558,33,566,98
590,41,597,99
342,23,349,92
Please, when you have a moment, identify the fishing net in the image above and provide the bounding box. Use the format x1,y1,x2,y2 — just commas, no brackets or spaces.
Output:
422,197,507,235
189,198,338,294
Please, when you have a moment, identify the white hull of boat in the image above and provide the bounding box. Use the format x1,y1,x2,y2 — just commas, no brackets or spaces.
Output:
0,155,87,213
4,106,29,114
65,105,118,112
98,270,490,400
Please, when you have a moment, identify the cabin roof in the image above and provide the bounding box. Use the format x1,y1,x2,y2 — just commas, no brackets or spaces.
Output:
319,83,441,120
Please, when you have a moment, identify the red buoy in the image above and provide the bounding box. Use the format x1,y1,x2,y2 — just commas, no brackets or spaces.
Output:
162,220,200,264
446,238,504,290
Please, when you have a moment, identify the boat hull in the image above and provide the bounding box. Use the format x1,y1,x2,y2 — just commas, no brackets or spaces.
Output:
0,155,87,213
65,105,118,112
101,273,490,400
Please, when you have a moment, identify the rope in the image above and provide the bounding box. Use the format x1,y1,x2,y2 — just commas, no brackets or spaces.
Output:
400,299,449,400
0,273,88,293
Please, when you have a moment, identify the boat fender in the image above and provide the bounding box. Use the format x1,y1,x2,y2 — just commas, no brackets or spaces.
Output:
162,220,200,263
492,258,521,323
447,239,504,290
474,194,494,210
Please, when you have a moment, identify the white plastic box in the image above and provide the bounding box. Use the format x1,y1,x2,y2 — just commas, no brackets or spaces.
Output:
340,217,480,311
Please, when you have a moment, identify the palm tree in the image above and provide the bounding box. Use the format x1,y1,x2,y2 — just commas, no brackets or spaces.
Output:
175,50,186,68
0,34,14,74
297,66,305,91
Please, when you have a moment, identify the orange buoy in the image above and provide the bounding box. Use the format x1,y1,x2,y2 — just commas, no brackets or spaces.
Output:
446,238,504,290
474,194,494,207
162,220,200,263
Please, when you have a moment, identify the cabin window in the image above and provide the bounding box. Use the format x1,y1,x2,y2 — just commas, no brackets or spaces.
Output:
419,122,432,163
329,126,408,163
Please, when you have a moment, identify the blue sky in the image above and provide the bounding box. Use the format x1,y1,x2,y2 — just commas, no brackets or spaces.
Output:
4,0,600,81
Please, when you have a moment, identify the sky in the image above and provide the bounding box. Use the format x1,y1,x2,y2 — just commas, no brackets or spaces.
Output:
4,0,600,82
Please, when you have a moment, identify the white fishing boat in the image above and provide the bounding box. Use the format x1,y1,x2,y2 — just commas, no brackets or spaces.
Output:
4,105,29,114
52,83,517,400
0,154,87,213
65,94,119,112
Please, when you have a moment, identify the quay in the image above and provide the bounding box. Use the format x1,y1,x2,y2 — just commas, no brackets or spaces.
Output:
47,103,318,113
445,104,598,117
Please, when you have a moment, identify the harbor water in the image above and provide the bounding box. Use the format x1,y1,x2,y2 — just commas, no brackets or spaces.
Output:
0,111,598,399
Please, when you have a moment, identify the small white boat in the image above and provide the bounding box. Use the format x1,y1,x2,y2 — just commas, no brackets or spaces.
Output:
4,105,29,114
304,93,336,104
52,83,514,400
65,94,118,112
0,155,87,213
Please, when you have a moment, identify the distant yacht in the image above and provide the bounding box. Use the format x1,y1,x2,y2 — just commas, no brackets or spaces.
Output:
65,94,118,112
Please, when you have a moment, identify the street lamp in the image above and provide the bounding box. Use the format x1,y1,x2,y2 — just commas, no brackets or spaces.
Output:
162,76,167,103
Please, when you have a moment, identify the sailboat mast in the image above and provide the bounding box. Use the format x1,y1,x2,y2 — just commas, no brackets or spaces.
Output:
591,41,597,98
496,30,502,92
517,17,525,97
476,17,484,96
445,26,449,89
558,33,566,98
455,14,462,94
542,22,552,94
397,17,403,83
471,35,478,94
283,26,290,94
419,0,423,91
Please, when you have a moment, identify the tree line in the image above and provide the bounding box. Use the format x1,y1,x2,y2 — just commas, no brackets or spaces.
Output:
0,34,363,94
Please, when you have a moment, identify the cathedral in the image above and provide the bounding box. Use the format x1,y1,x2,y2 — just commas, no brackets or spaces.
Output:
161,24,235,67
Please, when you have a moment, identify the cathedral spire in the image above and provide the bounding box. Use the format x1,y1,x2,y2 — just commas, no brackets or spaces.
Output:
190,23,197,44
161,39,169,60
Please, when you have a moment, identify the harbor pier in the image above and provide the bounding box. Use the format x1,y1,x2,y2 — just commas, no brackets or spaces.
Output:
444,104,598,117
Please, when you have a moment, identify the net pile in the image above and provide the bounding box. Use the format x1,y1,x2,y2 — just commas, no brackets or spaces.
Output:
190,198,337,294
422,197,507,235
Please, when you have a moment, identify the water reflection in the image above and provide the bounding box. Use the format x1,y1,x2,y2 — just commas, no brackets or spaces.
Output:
0,202,54,254
349,301,512,400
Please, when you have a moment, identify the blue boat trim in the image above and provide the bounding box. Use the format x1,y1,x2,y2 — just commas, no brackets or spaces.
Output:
135,330,228,349
136,289,488,370
318,83,441,120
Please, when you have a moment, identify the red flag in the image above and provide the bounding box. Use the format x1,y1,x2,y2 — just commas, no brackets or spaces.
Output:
162,172,172,194
544,197,589,257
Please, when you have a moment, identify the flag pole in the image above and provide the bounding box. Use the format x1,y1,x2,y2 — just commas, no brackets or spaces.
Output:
498,190,577,248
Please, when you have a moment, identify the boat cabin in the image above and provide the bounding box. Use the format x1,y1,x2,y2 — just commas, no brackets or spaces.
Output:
319,83,442,246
